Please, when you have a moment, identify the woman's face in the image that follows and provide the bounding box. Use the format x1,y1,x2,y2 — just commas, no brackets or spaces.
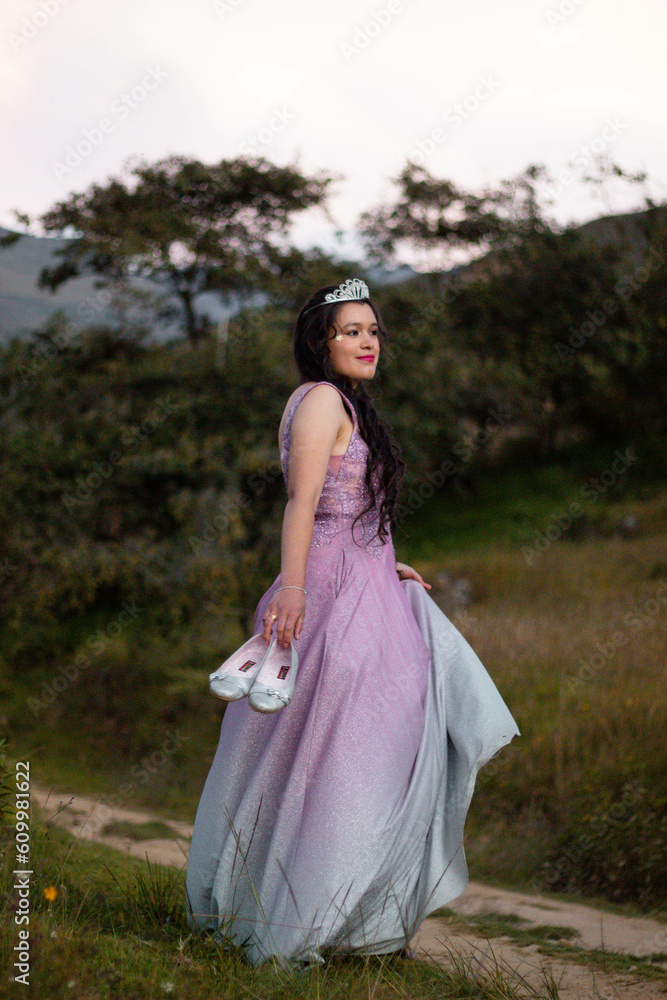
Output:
326,302,380,386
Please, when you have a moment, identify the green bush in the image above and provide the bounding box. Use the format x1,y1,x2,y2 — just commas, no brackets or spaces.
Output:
541,780,667,905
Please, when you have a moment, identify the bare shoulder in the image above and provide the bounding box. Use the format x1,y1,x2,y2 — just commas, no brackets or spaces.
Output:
282,382,344,419
278,382,345,449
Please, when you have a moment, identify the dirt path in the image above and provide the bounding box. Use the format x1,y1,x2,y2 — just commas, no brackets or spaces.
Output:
33,784,667,1000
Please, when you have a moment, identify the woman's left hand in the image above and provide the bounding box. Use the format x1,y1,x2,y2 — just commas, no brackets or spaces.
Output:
395,562,432,590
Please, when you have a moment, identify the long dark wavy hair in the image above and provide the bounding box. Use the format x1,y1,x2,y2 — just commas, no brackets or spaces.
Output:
292,284,405,543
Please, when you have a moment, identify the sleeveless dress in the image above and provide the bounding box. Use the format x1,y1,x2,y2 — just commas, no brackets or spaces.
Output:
185,381,520,965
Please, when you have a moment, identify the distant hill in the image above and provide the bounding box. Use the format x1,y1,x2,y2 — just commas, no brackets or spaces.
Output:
0,227,232,346
572,205,667,265
1,206,661,345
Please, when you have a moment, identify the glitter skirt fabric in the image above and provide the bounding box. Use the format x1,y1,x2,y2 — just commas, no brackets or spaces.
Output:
185,533,520,964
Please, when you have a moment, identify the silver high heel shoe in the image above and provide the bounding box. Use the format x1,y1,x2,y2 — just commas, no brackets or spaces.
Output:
248,638,299,713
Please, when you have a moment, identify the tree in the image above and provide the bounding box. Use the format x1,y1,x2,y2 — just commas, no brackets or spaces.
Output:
360,160,667,447
30,155,334,344
358,161,526,277
442,170,667,444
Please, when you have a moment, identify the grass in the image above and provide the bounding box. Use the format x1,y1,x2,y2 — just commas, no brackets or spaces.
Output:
454,911,582,944
100,819,183,841
0,813,563,999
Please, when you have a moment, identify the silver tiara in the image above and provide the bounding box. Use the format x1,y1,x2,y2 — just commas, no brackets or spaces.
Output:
323,278,370,304
302,278,371,314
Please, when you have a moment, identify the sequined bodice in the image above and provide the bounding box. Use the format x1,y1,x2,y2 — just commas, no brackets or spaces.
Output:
280,382,388,555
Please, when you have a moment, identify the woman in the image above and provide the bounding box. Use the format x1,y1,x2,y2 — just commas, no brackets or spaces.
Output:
186,278,519,965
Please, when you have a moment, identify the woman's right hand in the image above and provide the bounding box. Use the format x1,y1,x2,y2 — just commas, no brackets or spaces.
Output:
262,589,306,649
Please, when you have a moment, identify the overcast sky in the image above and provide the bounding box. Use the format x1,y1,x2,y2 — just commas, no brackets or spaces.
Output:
2,0,666,267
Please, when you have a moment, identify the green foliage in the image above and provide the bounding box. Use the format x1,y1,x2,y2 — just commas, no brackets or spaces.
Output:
359,160,517,266
361,159,667,449
0,316,298,662
542,781,667,906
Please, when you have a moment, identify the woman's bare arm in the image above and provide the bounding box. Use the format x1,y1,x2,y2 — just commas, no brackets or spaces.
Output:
262,385,346,647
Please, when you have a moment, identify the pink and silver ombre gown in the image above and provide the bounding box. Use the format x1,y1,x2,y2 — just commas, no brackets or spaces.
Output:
185,381,519,964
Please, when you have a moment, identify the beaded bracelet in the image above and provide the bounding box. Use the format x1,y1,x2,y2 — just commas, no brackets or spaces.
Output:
275,586,307,595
